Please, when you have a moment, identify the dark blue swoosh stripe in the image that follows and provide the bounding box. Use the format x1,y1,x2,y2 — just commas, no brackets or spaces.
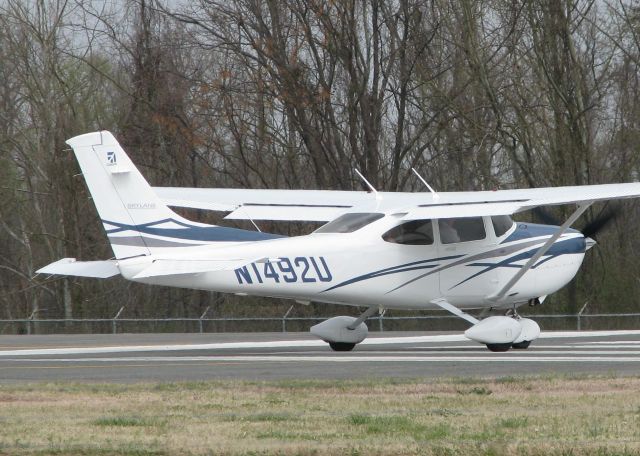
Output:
452,237,586,289
502,223,580,243
323,255,464,292
102,218,284,242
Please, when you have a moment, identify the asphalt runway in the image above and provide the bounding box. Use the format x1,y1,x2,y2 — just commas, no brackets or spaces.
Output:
1,331,639,383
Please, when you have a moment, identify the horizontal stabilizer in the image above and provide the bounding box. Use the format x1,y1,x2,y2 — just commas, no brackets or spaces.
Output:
133,257,263,279
36,258,120,278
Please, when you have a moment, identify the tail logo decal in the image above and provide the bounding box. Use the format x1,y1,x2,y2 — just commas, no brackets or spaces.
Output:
106,151,116,165
127,202,157,210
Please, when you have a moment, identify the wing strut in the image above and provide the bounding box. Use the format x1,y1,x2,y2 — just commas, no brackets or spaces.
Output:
488,202,592,302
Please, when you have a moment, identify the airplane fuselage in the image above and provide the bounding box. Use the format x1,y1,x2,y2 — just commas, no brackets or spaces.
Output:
118,217,586,311
44,130,626,351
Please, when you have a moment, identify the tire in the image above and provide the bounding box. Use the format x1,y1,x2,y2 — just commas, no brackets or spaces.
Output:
486,343,512,352
511,340,531,349
329,342,356,352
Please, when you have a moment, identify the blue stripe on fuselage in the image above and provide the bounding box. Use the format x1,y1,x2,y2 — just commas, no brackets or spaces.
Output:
322,255,464,292
322,231,586,294
103,218,284,242
455,235,586,289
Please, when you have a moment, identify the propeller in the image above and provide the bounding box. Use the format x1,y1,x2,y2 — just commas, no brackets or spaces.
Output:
581,205,621,239
532,204,621,240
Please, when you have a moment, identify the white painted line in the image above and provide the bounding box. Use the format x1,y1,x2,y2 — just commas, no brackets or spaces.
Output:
5,355,640,363
409,344,640,350
0,337,469,357
580,341,640,345
573,344,640,349
366,330,640,344
0,336,471,357
363,335,467,344
356,350,640,355
538,330,640,338
0,340,326,357
0,330,638,357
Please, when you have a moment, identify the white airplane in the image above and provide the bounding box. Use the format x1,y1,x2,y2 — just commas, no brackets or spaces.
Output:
38,131,640,352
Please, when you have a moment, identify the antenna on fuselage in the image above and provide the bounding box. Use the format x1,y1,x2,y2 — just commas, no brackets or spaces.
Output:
354,169,381,200
411,167,440,200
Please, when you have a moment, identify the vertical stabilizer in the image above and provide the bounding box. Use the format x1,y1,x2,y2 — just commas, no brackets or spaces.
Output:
67,131,282,259
67,131,184,259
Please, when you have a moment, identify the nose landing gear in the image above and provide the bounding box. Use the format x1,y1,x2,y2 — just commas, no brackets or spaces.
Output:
433,298,541,352
506,307,540,350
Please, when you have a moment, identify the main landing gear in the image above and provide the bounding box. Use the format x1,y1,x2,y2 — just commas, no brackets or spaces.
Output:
310,306,379,352
329,342,357,352
310,301,540,353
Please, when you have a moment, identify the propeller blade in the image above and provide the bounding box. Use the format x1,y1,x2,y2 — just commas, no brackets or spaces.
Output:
581,206,621,239
532,204,621,240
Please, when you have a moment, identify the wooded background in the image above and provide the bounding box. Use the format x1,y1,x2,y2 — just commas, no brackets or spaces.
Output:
1,0,640,331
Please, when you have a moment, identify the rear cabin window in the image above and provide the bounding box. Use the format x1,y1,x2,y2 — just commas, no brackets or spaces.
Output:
315,213,384,233
382,220,434,245
491,215,514,237
438,217,486,244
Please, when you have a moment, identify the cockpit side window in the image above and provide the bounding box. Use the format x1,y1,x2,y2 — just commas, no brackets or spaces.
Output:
438,217,486,244
315,213,384,233
382,219,434,245
491,215,514,237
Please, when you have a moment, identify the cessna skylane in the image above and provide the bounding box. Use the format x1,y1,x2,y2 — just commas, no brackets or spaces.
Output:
38,131,640,351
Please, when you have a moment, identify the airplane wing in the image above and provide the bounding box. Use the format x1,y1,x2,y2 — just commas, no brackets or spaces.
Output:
154,187,370,221
154,182,640,221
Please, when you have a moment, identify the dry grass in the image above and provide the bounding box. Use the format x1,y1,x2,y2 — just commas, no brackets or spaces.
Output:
0,375,639,455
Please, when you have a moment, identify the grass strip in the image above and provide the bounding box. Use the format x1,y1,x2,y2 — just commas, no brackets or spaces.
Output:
0,374,638,455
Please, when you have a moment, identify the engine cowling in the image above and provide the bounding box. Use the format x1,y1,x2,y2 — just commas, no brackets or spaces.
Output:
310,316,368,344
464,316,522,344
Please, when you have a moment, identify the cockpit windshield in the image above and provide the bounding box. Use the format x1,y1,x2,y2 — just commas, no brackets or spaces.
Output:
491,215,515,237
315,213,384,234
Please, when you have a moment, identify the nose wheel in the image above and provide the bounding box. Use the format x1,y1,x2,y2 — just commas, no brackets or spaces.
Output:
504,308,534,349
485,343,513,352
329,342,356,352
511,340,531,349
